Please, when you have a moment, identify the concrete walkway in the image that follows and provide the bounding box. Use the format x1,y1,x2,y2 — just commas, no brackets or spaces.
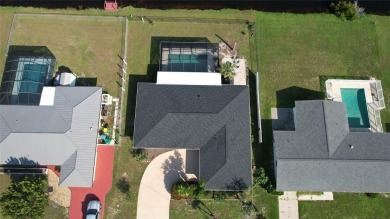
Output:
298,192,334,201
278,192,299,219
137,149,197,219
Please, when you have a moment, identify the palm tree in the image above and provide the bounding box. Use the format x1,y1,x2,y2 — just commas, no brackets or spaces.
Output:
218,61,236,80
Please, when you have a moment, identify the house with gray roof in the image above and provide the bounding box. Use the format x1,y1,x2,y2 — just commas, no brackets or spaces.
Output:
0,47,102,187
0,86,102,187
272,100,390,193
133,83,252,190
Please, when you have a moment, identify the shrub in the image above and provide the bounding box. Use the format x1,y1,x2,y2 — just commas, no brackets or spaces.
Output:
116,176,136,200
218,62,237,80
330,1,358,21
213,191,228,202
171,183,182,200
171,181,205,199
116,177,130,193
132,149,148,161
365,193,379,198
266,183,283,196
176,183,191,197
253,167,269,188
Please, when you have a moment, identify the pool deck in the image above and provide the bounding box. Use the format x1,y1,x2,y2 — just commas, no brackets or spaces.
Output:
160,47,217,72
326,80,374,103
325,79,385,132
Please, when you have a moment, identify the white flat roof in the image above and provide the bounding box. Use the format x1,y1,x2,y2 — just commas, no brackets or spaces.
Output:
157,71,221,85
39,87,56,106
60,72,76,86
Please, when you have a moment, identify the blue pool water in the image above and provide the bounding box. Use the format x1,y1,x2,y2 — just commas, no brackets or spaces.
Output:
340,88,370,128
19,64,48,93
167,54,208,72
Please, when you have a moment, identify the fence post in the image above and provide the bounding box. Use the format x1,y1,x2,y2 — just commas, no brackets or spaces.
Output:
5,14,18,56
118,17,128,139
256,72,262,143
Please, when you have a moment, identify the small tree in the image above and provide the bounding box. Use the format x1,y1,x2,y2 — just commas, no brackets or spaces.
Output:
218,61,237,80
330,1,359,21
0,175,48,218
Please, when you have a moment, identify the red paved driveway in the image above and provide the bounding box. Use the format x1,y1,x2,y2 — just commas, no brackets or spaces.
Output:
69,145,115,219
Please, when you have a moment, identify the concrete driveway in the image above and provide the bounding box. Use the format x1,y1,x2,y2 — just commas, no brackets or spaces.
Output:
137,149,197,219
69,145,115,219
279,191,299,219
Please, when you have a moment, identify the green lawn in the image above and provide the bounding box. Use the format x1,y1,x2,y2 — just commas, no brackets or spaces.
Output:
0,10,14,81
299,193,390,218
1,6,390,219
255,12,390,218
8,15,123,96
170,199,243,218
104,138,149,219
255,12,390,173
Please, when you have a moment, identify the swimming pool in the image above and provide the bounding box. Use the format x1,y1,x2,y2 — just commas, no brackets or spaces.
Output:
19,64,48,93
167,54,208,72
340,88,370,128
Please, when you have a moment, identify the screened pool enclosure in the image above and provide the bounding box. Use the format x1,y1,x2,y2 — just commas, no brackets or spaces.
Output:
0,46,55,105
160,42,219,72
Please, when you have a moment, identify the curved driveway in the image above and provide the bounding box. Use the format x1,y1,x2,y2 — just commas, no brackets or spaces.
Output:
137,149,196,219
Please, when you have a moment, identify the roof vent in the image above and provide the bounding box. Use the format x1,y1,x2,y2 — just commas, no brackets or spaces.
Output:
197,94,201,99
349,144,354,149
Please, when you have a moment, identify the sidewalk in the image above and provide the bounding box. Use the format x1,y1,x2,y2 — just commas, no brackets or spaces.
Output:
278,191,299,219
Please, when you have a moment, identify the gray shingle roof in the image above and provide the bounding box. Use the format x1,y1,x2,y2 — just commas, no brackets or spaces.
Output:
0,86,102,187
134,83,252,190
273,100,390,192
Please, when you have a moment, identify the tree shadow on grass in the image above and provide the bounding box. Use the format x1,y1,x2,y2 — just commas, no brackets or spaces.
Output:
76,77,97,86
385,123,390,133
276,86,325,108
124,74,154,137
191,199,216,218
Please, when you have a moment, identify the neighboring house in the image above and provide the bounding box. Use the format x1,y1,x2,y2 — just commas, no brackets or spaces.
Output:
0,46,102,187
272,100,390,193
133,42,252,191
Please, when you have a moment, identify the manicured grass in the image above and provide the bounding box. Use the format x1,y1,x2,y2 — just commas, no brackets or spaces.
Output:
0,10,14,81
127,21,250,75
252,187,279,219
104,138,148,219
299,193,390,218
9,15,123,96
255,12,390,173
169,187,278,219
254,12,390,218
170,199,243,218
1,7,390,219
